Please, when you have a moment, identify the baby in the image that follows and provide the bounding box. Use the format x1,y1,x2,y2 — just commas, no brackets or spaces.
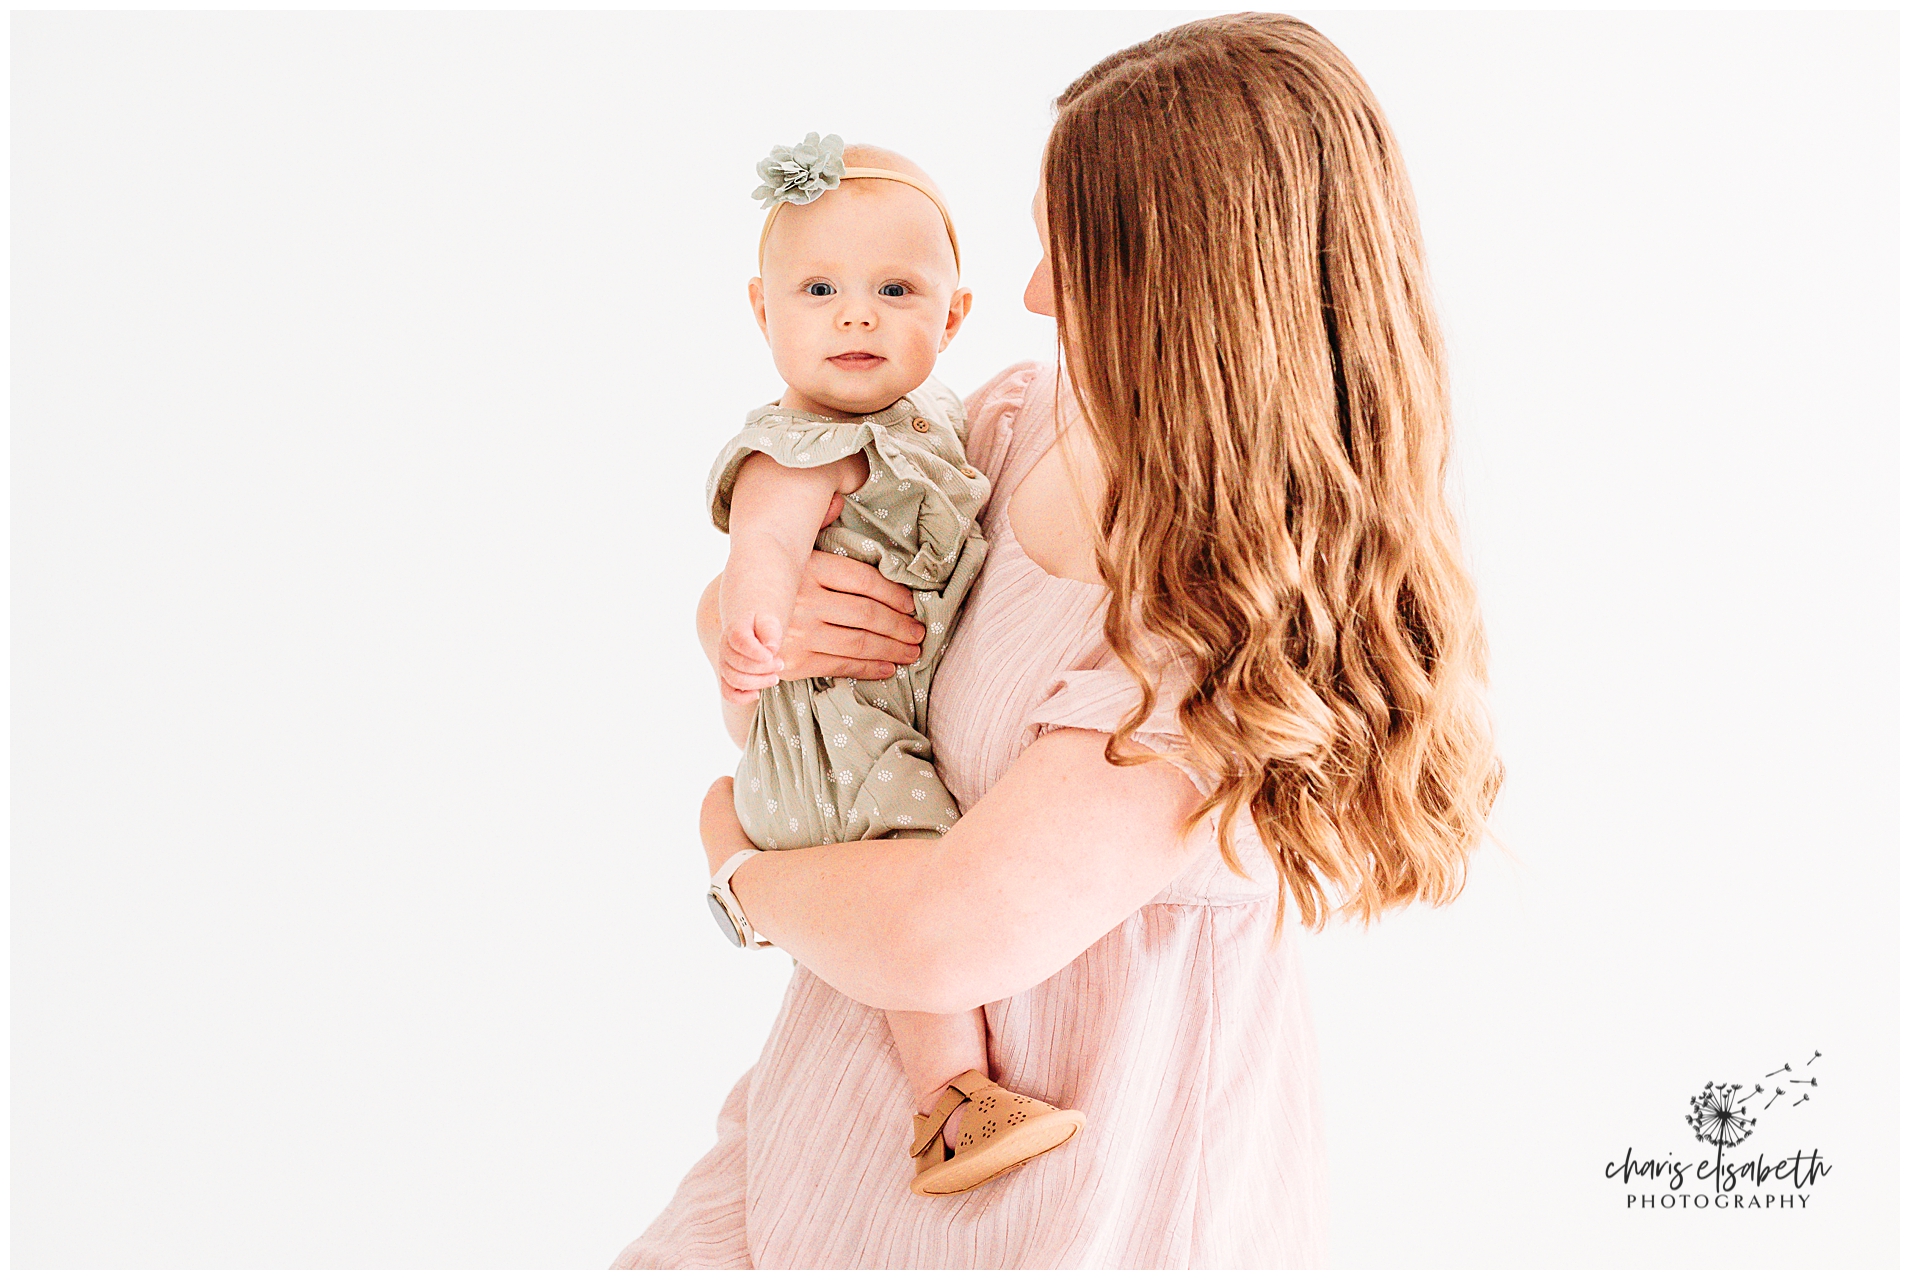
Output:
701,133,1085,1197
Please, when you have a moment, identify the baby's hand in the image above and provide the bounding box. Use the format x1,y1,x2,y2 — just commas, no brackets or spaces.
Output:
718,612,786,706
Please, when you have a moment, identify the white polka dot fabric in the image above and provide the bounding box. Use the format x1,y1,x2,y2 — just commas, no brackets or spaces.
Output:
706,376,991,849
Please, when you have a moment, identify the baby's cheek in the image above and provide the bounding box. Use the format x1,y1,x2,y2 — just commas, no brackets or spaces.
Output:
764,304,823,368
894,318,945,379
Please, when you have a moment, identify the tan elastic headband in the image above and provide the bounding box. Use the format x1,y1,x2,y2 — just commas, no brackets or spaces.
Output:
756,167,963,276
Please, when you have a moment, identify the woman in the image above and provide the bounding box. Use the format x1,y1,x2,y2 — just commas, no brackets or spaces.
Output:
617,12,1500,1268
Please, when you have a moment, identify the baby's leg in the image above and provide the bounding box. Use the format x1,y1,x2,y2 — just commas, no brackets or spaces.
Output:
885,1007,988,1147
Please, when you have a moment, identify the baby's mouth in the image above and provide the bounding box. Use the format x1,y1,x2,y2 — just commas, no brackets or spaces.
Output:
828,352,885,371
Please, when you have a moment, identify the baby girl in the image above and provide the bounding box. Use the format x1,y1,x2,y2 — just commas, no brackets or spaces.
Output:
699,133,1085,1197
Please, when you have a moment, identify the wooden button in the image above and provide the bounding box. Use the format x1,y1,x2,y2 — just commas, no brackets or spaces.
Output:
911,417,930,432
960,465,979,478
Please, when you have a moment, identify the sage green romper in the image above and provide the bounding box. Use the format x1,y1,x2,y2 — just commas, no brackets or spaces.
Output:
708,376,991,852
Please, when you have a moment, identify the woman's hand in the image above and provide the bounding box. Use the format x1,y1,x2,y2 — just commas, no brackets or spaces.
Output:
701,776,754,876
780,550,927,681
698,551,927,694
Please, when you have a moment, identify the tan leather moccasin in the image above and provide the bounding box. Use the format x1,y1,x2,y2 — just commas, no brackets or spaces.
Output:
908,1069,1086,1196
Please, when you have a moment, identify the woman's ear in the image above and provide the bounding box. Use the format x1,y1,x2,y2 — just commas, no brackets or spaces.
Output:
748,277,769,337
939,287,975,352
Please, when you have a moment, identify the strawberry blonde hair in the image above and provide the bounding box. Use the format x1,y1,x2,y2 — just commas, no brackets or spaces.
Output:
1045,12,1503,939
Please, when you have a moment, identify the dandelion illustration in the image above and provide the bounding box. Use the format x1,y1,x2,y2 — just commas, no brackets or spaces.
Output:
1686,1081,1756,1189
1758,1051,1825,1110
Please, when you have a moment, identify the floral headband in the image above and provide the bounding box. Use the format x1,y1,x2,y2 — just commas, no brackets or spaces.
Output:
752,132,962,275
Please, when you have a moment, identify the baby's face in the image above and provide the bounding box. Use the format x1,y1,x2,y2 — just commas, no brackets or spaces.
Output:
751,181,970,418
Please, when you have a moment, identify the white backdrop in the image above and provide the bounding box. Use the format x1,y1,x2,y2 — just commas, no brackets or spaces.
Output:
11,9,1898,1268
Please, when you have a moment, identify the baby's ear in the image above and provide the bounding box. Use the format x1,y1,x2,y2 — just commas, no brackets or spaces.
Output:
940,286,975,351
748,277,769,337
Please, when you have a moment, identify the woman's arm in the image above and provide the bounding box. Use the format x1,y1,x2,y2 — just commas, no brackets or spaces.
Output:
705,727,1211,1014
696,576,759,750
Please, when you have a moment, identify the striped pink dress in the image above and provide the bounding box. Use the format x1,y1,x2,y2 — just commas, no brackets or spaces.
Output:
615,362,1330,1269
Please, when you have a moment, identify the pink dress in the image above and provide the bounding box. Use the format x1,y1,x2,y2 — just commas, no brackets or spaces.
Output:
615,363,1330,1269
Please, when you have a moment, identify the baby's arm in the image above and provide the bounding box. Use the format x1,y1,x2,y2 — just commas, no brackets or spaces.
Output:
717,448,871,710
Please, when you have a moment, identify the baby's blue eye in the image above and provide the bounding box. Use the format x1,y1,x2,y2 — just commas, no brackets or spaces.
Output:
805,282,836,297
878,283,908,298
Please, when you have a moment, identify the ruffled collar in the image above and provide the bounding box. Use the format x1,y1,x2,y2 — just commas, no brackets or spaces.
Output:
745,390,932,433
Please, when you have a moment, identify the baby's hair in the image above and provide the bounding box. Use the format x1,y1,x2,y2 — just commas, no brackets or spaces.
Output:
1044,13,1504,942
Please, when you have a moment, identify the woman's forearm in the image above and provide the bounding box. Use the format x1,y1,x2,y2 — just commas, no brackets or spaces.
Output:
729,836,946,1010
696,571,724,670
727,728,1210,1014
696,573,756,749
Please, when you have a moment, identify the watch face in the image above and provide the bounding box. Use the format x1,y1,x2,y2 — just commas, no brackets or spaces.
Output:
707,890,745,947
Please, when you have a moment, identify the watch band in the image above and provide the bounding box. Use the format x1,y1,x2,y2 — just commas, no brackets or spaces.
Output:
708,847,774,949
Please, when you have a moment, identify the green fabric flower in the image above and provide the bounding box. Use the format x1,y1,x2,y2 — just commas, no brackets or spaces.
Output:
752,132,847,210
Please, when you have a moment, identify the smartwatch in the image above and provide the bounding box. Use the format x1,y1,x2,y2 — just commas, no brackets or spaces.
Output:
707,847,774,949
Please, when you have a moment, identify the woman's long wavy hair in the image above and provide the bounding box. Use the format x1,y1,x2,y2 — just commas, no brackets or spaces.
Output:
1046,12,1504,940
